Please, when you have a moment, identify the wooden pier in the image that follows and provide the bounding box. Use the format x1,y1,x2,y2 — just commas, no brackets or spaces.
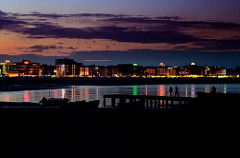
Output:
103,94,196,108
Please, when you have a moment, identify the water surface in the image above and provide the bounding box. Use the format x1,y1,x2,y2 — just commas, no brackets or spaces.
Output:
0,84,240,107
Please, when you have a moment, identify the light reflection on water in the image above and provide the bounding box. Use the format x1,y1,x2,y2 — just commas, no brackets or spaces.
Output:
0,84,240,107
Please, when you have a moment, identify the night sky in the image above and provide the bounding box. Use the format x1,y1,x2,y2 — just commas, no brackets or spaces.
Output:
1,0,240,68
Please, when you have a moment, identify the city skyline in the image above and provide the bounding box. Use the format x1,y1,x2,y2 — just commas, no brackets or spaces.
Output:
1,1,240,68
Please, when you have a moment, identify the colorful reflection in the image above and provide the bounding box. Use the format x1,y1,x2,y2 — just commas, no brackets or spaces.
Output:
133,86,138,95
1,92,10,102
0,84,240,105
205,85,210,93
61,89,66,98
224,84,227,94
145,85,148,96
191,85,196,98
158,85,165,96
24,90,30,102
54,89,58,98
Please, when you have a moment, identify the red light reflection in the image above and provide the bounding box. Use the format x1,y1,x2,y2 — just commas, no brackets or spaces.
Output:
24,91,30,102
158,85,165,96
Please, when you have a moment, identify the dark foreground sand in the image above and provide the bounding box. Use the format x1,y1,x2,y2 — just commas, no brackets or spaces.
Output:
0,105,237,158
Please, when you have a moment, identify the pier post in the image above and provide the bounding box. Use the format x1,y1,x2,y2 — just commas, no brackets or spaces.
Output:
150,100,153,107
104,97,106,107
112,98,116,107
154,100,157,108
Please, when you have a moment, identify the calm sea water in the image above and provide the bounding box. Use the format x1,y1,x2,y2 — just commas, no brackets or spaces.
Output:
0,84,240,107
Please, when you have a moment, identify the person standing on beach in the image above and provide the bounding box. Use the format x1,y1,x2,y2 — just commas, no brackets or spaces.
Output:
169,86,173,97
175,86,179,97
211,86,216,94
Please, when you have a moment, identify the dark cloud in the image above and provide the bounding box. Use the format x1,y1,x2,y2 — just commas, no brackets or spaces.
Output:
29,45,58,52
0,10,8,17
16,12,126,19
156,16,181,20
0,11,27,30
27,36,48,39
1,10,240,51
28,45,77,52
18,23,202,44
104,16,240,32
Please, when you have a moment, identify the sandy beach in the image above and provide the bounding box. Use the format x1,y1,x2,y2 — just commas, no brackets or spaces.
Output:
0,103,235,158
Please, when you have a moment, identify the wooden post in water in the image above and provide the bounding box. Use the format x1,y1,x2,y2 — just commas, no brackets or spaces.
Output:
146,99,149,108
104,97,106,107
154,100,157,108
112,97,116,107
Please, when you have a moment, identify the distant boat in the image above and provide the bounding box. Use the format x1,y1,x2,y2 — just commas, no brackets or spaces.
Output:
40,97,100,108
40,97,69,106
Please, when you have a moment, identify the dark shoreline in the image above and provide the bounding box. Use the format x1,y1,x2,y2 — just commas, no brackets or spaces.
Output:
1,105,236,158
1,77,240,91
0,108,187,157
0,91,237,157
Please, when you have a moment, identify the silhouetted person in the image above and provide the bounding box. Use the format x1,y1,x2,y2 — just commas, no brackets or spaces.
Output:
211,87,216,94
169,86,173,97
175,86,179,97
40,97,47,105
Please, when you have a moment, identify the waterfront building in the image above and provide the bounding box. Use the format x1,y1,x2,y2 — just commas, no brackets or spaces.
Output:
157,67,166,77
56,58,76,76
117,64,142,77
107,66,119,77
0,60,18,77
166,67,177,77
40,64,56,76
209,66,226,77
184,62,202,77
146,67,157,76
87,65,108,77
16,60,40,76
79,66,90,77
178,67,187,77
55,58,83,76
0,59,230,78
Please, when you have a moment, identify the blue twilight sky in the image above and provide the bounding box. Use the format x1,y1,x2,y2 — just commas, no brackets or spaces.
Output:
1,0,240,22
1,0,240,68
